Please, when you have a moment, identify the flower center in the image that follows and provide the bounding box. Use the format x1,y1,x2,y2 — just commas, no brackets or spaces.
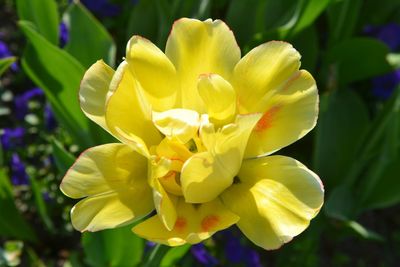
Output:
149,134,205,196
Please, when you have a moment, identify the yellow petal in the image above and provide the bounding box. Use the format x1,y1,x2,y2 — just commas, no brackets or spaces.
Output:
153,178,178,231
245,70,318,158
166,18,241,112
79,60,114,131
126,36,178,111
233,41,301,114
132,198,239,246
60,143,154,232
221,156,324,250
197,73,236,125
152,109,200,144
181,113,261,203
105,61,162,157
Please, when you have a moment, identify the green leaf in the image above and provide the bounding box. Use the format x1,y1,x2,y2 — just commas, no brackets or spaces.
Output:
313,89,370,188
289,25,318,72
326,37,392,85
19,21,94,148
160,245,190,267
126,0,158,42
327,0,362,45
82,225,145,267
325,185,355,220
28,175,55,232
291,0,332,36
63,2,116,68
0,57,16,76
15,0,59,44
346,220,385,242
362,157,400,210
0,169,37,242
51,139,75,175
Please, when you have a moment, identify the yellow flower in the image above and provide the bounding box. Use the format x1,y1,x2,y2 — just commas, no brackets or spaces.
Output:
60,18,324,250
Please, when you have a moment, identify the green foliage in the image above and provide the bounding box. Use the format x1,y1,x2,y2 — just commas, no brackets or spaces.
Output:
0,57,16,76
19,21,93,148
82,225,145,267
63,2,116,68
0,170,36,242
15,0,59,45
2,0,400,266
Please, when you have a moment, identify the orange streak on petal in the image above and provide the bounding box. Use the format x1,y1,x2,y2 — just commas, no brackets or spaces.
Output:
254,106,281,132
201,215,219,232
174,217,187,233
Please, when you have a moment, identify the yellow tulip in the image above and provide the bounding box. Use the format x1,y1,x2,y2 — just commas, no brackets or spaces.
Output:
60,18,324,250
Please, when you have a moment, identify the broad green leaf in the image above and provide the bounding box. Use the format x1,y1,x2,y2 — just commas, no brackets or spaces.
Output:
327,0,362,45
325,185,355,220
126,0,158,42
51,139,75,175
82,225,145,267
227,0,297,46
291,0,332,35
313,89,370,188
16,0,59,44
19,21,94,148
0,169,37,242
63,2,116,68
326,37,392,85
362,157,400,210
160,245,190,267
0,57,16,76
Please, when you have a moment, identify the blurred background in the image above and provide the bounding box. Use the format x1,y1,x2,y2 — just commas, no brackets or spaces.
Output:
1,0,400,266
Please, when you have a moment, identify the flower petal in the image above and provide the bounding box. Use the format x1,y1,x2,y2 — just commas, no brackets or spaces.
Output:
105,61,162,157
221,156,324,250
181,113,262,203
165,18,241,112
197,73,236,125
60,143,154,232
233,41,301,114
126,36,178,111
79,60,114,131
153,178,178,231
152,109,200,144
132,198,239,246
244,70,318,158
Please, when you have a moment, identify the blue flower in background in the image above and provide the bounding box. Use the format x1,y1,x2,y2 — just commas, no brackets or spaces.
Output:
372,69,400,99
10,153,29,186
222,231,262,267
0,40,18,71
81,0,121,17
0,127,25,150
14,87,44,120
44,103,57,131
366,23,400,99
190,243,218,267
59,22,69,48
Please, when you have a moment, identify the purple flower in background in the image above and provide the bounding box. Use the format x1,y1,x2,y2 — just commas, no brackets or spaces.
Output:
365,23,400,51
191,243,218,267
10,153,29,186
220,230,262,267
81,0,121,17
372,69,400,99
0,40,18,71
14,87,44,120
0,127,25,150
59,22,69,48
44,103,57,131
366,23,400,99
